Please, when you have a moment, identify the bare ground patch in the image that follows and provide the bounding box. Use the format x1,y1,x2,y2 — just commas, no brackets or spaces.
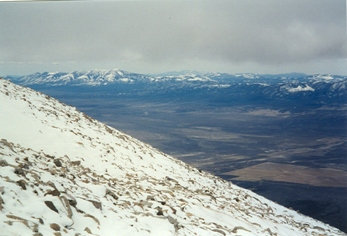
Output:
225,162,347,188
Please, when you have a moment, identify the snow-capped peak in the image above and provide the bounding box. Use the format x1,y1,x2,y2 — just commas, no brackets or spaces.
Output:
315,74,334,80
287,85,315,93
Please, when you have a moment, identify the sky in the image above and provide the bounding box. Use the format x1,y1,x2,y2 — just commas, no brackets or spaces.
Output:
0,0,346,75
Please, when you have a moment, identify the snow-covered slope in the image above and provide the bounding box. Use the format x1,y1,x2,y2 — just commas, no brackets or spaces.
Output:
0,78,345,236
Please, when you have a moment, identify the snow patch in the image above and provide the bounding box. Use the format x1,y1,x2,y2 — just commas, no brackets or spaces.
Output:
287,85,315,93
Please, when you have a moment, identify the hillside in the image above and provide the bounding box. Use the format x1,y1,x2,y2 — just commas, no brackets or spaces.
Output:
0,78,345,235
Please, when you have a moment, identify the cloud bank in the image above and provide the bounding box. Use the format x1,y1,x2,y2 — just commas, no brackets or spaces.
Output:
0,0,346,75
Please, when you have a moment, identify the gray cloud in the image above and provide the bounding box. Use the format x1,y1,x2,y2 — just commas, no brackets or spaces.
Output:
0,0,346,75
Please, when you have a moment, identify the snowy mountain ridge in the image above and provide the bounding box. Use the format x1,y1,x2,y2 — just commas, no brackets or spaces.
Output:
7,69,141,86
6,69,346,86
0,78,345,235
5,70,347,103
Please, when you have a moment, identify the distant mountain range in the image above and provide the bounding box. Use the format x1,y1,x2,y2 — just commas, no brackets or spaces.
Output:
5,69,347,110
5,69,347,92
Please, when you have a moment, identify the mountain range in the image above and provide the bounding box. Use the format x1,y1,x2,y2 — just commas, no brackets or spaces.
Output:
5,69,346,95
6,70,346,113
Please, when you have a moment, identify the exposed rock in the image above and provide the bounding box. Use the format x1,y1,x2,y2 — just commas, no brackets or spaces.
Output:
232,226,250,233
53,159,62,167
90,200,102,210
20,163,30,169
16,179,26,190
68,198,77,207
71,160,81,166
0,139,15,152
156,207,164,216
46,154,55,159
33,224,39,233
104,125,113,134
61,196,73,219
0,195,4,210
6,214,29,227
146,195,155,201
0,159,8,167
165,176,177,182
44,201,59,213
105,189,118,200
14,168,25,176
50,223,60,231
84,213,100,225
263,227,276,235
45,189,60,197
211,228,226,235
84,227,92,234
167,216,180,231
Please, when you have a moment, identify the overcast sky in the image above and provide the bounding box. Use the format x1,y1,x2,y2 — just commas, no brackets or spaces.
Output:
0,0,346,75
